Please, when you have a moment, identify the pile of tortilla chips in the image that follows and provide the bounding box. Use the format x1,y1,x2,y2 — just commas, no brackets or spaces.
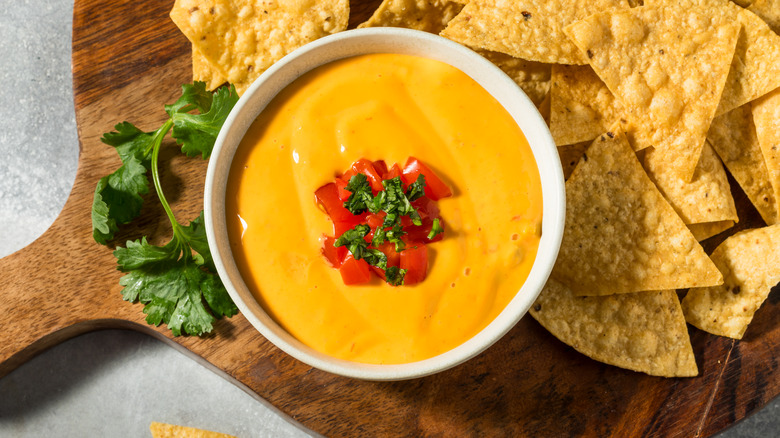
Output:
169,0,780,378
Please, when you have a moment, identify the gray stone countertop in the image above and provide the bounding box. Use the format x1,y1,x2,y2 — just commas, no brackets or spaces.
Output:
0,0,776,436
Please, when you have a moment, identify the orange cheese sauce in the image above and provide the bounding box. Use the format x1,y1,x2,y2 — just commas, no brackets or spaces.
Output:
226,54,542,364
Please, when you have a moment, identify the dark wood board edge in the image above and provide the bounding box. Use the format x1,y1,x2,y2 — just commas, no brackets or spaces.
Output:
0,0,778,436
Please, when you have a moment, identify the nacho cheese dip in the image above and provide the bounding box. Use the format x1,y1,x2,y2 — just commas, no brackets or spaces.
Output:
226,53,542,364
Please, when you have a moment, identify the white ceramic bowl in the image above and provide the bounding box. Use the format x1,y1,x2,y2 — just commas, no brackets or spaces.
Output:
204,27,565,380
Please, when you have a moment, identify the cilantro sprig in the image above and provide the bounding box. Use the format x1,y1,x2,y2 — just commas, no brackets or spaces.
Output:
91,82,240,336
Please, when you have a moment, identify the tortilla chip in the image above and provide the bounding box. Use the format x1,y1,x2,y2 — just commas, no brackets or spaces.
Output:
708,107,778,225
643,142,738,225
565,4,739,181
752,88,780,222
552,130,723,296
192,45,226,91
440,0,630,65
748,0,780,34
558,141,590,180
474,50,551,106
688,220,735,241
358,0,464,33
549,65,624,146
170,0,349,95
682,224,780,338
150,422,236,438
530,279,698,377
647,0,780,116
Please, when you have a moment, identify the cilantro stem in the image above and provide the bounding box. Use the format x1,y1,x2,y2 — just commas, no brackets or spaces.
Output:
149,119,185,245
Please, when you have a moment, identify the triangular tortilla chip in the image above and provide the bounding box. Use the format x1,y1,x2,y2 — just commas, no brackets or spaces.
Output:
549,65,624,147
440,0,630,65
150,422,236,438
752,88,780,221
647,0,780,116
552,130,723,296
688,220,735,241
530,278,698,377
708,107,778,225
170,0,349,95
192,45,226,91
748,0,780,34
358,0,464,34
643,142,738,225
565,4,739,181
475,49,551,106
682,224,780,339
558,141,590,180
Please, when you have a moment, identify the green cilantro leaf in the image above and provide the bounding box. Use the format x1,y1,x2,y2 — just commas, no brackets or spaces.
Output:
91,155,150,244
100,121,158,164
171,84,239,158
115,214,237,336
164,81,213,117
427,218,444,240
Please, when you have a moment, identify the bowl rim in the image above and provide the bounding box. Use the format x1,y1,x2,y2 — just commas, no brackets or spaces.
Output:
204,27,565,381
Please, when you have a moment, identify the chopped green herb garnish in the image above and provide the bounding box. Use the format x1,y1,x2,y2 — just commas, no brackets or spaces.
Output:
92,82,240,336
334,224,388,269
371,221,407,252
427,218,444,240
385,266,407,286
381,177,422,227
343,173,377,214
405,174,426,201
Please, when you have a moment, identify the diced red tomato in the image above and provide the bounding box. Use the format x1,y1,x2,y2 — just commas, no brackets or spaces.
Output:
321,236,347,268
401,157,452,200
341,168,357,182
404,217,445,243
412,196,440,220
334,215,366,238
335,177,350,201
375,241,401,268
352,158,384,192
315,183,353,222
400,244,428,285
340,254,371,285
372,160,388,177
383,163,403,181
370,266,387,281
366,212,386,230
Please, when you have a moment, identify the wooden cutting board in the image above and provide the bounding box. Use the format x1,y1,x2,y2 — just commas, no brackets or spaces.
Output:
1,0,778,436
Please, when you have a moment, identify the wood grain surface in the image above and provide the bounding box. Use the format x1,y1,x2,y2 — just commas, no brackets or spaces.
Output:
1,0,778,436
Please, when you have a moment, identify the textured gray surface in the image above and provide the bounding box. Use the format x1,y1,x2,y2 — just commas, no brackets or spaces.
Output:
0,330,312,438
0,0,776,436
